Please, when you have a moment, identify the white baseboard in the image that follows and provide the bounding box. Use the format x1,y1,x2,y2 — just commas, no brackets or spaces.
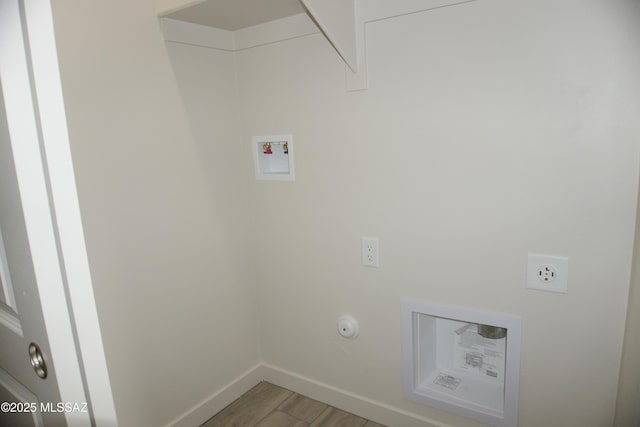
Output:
166,363,263,427
259,364,448,427
166,362,449,427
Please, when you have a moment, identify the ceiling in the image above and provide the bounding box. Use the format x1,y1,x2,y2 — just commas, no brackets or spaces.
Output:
163,0,307,31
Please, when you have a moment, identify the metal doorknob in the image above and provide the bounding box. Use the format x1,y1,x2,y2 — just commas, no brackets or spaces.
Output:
28,342,47,379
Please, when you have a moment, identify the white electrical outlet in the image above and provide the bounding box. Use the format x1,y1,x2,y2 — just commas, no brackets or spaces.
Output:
362,237,379,268
527,254,568,293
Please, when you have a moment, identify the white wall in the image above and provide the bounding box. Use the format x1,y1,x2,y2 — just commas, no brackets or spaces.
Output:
235,0,640,426
47,0,640,425
50,1,260,426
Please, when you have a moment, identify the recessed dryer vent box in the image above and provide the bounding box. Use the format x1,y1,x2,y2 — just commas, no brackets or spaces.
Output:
252,134,294,181
401,299,522,427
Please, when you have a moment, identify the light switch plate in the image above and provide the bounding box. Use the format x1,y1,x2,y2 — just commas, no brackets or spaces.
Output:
527,254,569,293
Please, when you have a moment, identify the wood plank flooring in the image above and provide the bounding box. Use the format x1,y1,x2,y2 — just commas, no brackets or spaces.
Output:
201,382,386,427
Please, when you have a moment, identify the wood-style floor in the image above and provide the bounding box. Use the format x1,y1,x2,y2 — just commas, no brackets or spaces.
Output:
201,381,386,427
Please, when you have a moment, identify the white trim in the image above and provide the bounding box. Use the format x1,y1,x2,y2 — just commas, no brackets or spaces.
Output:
156,0,207,18
0,1,89,425
166,362,453,427
157,0,478,92
22,0,117,425
359,0,477,23
165,363,263,427
261,364,449,427
300,0,357,72
160,13,320,52
0,307,22,337
0,224,20,336
234,13,319,51
160,18,235,51
0,228,18,313
345,0,368,91
0,367,44,427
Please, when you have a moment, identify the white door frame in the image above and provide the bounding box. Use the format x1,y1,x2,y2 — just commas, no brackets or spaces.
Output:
18,0,117,424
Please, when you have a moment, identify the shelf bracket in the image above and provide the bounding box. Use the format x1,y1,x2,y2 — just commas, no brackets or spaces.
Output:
301,0,368,91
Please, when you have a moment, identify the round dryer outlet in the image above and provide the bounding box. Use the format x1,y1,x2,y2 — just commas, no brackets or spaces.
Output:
537,264,558,283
